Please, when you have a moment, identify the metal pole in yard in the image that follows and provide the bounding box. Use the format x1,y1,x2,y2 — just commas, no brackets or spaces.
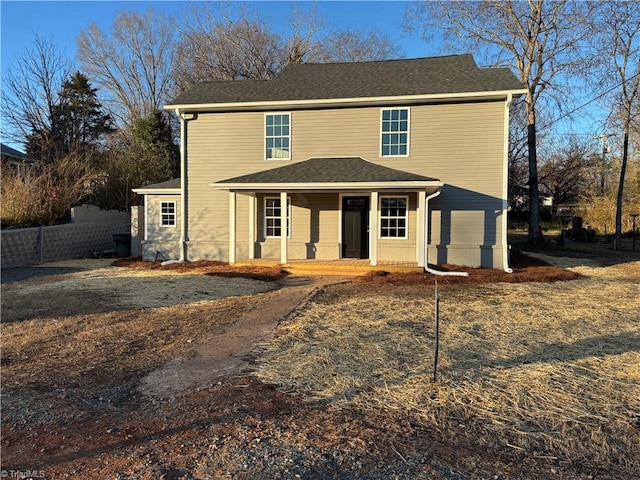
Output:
433,279,440,383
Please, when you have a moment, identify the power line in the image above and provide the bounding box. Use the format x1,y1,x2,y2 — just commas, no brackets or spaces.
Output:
540,71,640,131
514,70,640,144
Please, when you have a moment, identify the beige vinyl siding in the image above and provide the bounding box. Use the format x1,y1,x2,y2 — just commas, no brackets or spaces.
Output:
408,101,506,267
377,193,418,262
408,101,505,197
185,113,262,260
257,193,340,260
183,100,507,266
292,109,380,159
142,194,181,261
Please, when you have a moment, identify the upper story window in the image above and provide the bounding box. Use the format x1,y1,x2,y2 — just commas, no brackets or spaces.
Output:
381,108,409,157
161,201,176,227
265,113,291,160
264,196,291,237
380,196,408,238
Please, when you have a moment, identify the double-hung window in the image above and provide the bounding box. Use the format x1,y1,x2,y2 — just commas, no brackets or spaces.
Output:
381,108,409,157
380,196,408,238
265,113,291,160
264,197,291,237
160,201,176,227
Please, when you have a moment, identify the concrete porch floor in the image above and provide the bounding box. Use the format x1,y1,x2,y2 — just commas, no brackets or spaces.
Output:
233,258,423,276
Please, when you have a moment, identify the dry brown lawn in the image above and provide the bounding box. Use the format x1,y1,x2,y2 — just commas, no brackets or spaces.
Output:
1,254,639,478
256,259,640,477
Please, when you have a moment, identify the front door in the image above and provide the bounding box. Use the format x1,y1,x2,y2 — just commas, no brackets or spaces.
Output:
342,196,370,259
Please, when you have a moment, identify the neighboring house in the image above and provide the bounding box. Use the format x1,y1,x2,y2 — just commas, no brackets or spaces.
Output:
134,54,526,271
1,143,36,178
509,184,553,212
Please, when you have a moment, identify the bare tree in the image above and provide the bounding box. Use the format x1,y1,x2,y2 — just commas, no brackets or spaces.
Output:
508,99,531,198
407,0,592,245
1,36,74,147
77,8,176,127
171,3,402,93
284,2,324,64
590,2,640,249
172,4,284,91
314,29,399,63
538,137,598,216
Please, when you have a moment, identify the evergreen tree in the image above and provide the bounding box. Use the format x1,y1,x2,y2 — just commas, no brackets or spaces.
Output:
131,109,180,179
26,72,113,162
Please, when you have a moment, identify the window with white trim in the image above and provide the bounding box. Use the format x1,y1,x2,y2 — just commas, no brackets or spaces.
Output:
265,113,291,160
381,108,409,157
380,196,408,238
160,201,176,227
264,197,291,237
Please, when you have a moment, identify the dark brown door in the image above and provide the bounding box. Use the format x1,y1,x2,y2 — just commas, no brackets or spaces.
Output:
342,196,369,259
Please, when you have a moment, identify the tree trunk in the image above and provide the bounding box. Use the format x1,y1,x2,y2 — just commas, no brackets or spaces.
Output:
527,120,542,245
614,128,629,250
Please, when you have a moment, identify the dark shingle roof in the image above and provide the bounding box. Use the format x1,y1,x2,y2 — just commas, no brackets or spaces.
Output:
216,157,439,185
1,143,36,163
167,54,524,107
134,178,181,191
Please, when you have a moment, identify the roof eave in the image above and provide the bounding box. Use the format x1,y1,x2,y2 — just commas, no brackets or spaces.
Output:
166,89,528,113
212,181,444,191
132,187,181,194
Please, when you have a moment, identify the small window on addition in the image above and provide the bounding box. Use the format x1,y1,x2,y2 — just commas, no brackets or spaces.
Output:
161,201,176,227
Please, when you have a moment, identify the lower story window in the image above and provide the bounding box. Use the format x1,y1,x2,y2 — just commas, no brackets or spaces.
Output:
161,201,176,227
265,196,291,237
380,196,408,238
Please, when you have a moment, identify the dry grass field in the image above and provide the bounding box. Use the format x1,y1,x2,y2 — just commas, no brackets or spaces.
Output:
1,250,638,479
256,259,640,477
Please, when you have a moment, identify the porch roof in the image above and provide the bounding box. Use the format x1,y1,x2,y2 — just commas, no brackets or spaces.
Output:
212,157,442,191
132,177,181,194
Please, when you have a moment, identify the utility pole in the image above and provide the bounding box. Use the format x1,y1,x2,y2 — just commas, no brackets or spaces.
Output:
595,133,615,194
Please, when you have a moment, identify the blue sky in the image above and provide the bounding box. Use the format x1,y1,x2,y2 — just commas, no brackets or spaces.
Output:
0,1,609,152
1,1,433,77
0,1,440,150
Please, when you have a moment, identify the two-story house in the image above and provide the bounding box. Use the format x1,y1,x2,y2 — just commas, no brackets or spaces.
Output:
134,54,526,272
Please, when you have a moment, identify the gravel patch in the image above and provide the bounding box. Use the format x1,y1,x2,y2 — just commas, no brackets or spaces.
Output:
3,261,278,310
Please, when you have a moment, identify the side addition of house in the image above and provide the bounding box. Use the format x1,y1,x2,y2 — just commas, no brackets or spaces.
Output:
134,54,526,271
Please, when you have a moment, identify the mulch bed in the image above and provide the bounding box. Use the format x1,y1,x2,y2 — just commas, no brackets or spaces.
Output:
356,249,583,285
113,250,582,286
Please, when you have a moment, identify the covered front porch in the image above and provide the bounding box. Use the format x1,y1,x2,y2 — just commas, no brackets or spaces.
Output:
213,157,443,268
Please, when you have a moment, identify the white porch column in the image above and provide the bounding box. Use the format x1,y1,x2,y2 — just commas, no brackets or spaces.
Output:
369,191,379,266
417,190,426,267
280,191,288,264
228,191,236,263
248,193,255,259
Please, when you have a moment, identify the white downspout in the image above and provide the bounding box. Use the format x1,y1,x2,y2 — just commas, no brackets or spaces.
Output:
424,189,469,277
177,109,198,262
502,94,514,273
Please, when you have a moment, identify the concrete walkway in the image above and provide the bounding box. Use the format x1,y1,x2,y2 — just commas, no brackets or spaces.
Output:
138,275,348,398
